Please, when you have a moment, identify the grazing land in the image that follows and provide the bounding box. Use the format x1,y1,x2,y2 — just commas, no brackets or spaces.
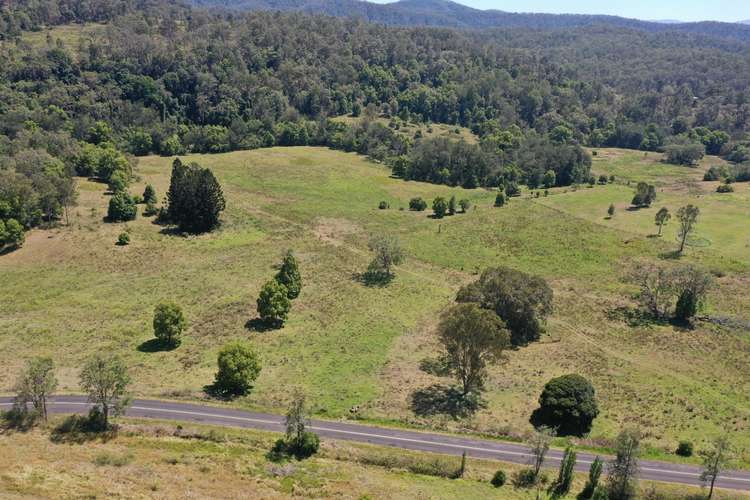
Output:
1,146,748,466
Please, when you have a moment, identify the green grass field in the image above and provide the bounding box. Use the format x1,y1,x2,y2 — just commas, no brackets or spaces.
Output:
1,146,748,466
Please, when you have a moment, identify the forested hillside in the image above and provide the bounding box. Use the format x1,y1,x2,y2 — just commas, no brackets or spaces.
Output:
1,0,749,244
191,0,750,41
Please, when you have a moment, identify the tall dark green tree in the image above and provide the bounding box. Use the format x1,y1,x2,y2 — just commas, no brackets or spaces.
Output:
166,159,226,233
275,250,302,299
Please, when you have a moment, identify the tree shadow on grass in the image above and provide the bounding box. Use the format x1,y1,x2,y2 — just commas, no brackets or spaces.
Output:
245,318,280,333
410,384,485,419
351,271,393,288
137,338,178,353
50,413,116,444
607,306,662,328
659,249,683,260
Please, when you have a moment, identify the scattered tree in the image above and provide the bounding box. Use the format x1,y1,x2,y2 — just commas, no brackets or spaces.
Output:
153,302,187,347
491,470,506,488
142,184,157,204
654,207,670,236
116,232,130,245
409,197,427,211
432,196,448,218
378,200,390,209
275,249,302,299
552,446,577,496
664,143,705,166
108,169,129,193
631,182,656,207
273,391,320,459
107,192,137,222
213,341,262,397
448,195,457,215
458,199,470,212
13,357,57,424
79,355,131,430
435,303,510,396
676,440,693,457
532,374,599,436
607,428,641,500
494,192,505,207
700,435,734,499
676,204,700,254
607,204,615,218
529,426,555,481
257,279,291,326
456,266,553,345
364,234,404,282
579,456,604,500
165,158,226,233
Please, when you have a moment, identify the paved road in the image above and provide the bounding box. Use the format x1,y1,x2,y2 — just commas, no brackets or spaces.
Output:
2,396,749,492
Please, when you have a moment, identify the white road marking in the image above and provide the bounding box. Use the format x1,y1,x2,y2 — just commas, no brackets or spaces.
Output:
2,400,748,484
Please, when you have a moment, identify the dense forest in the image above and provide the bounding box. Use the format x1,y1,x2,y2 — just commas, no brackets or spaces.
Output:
1,0,750,244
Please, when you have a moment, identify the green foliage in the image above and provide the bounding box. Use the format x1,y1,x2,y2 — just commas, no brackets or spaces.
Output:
107,169,130,193
703,165,729,181
408,197,427,211
116,232,130,246
214,341,262,397
153,302,187,347
607,428,640,500
578,456,604,500
631,182,656,207
448,195,456,215
432,196,448,218
699,436,734,499
607,204,615,218
676,440,693,457
676,204,700,253
504,181,520,197
436,303,510,395
490,470,506,487
142,184,157,204
533,374,599,436
664,143,704,165
378,200,389,209
271,392,320,459
553,446,577,496
512,468,539,488
716,182,734,193
494,192,505,207
143,200,158,217
275,249,302,299
456,266,553,346
257,279,292,326
79,355,131,429
165,159,226,233
0,218,25,248
543,169,556,188
13,356,57,424
107,192,137,222
364,234,404,283
458,198,470,212
654,207,670,235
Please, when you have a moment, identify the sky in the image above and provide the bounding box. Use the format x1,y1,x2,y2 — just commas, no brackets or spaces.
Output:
371,0,750,23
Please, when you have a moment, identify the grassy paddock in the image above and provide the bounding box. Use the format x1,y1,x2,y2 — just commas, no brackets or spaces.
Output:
0,146,748,465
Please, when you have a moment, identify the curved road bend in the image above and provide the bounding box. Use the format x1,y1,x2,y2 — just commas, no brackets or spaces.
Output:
1,396,748,492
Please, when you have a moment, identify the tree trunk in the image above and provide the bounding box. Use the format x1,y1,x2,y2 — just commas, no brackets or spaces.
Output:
708,475,715,499
658,223,663,236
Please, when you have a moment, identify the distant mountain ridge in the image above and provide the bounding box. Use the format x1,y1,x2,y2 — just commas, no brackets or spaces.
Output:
190,0,750,40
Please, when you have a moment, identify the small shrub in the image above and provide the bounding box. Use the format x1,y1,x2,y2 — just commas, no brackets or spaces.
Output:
378,201,389,209
494,192,505,207
716,183,734,193
491,470,506,487
143,201,158,216
676,440,694,457
512,468,538,488
107,192,137,222
132,194,144,204
409,197,427,211
116,232,130,246
458,199,470,212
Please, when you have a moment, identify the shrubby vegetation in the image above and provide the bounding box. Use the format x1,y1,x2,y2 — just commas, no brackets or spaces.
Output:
531,374,599,436
213,341,262,397
153,302,187,347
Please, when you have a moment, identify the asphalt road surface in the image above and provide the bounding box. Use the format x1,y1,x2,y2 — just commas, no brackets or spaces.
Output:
1,395,748,492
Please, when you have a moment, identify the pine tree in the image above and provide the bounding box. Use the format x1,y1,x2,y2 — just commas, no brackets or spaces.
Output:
553,446,577,496
276,250,302,299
